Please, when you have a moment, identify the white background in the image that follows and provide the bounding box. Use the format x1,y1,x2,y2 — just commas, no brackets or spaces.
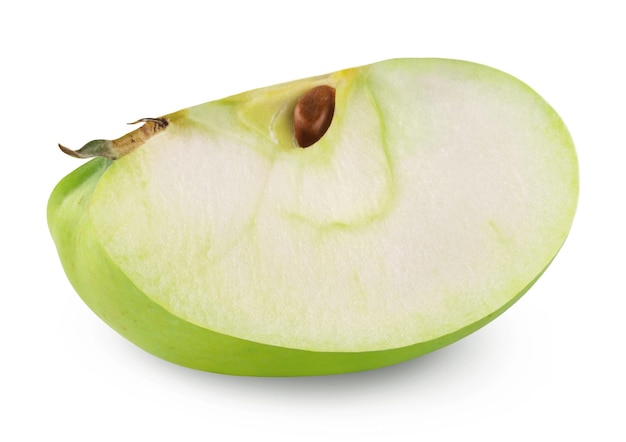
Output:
2,1,624,440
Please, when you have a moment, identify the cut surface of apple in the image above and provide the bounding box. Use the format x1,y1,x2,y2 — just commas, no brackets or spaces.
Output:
49,58,578,376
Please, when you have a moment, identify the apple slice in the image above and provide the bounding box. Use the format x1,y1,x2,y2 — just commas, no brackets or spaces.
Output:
48,58,578,376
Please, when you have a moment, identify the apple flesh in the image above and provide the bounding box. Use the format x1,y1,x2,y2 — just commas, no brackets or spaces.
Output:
48,58,578,376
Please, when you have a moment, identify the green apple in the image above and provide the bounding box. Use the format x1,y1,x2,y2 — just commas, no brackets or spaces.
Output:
48,58,578,376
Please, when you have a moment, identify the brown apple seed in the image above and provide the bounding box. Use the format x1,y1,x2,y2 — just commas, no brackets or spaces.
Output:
293,85,336,147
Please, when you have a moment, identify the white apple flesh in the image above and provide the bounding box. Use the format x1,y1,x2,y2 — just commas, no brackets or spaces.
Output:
49,58,578,376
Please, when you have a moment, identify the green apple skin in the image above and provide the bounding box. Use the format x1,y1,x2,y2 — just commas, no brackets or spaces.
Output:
49,58,577,376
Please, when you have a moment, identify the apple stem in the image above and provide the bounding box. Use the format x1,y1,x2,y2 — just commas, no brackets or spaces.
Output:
58,117,169,160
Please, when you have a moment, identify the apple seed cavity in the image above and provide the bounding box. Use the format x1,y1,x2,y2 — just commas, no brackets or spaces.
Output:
293,85,336,147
